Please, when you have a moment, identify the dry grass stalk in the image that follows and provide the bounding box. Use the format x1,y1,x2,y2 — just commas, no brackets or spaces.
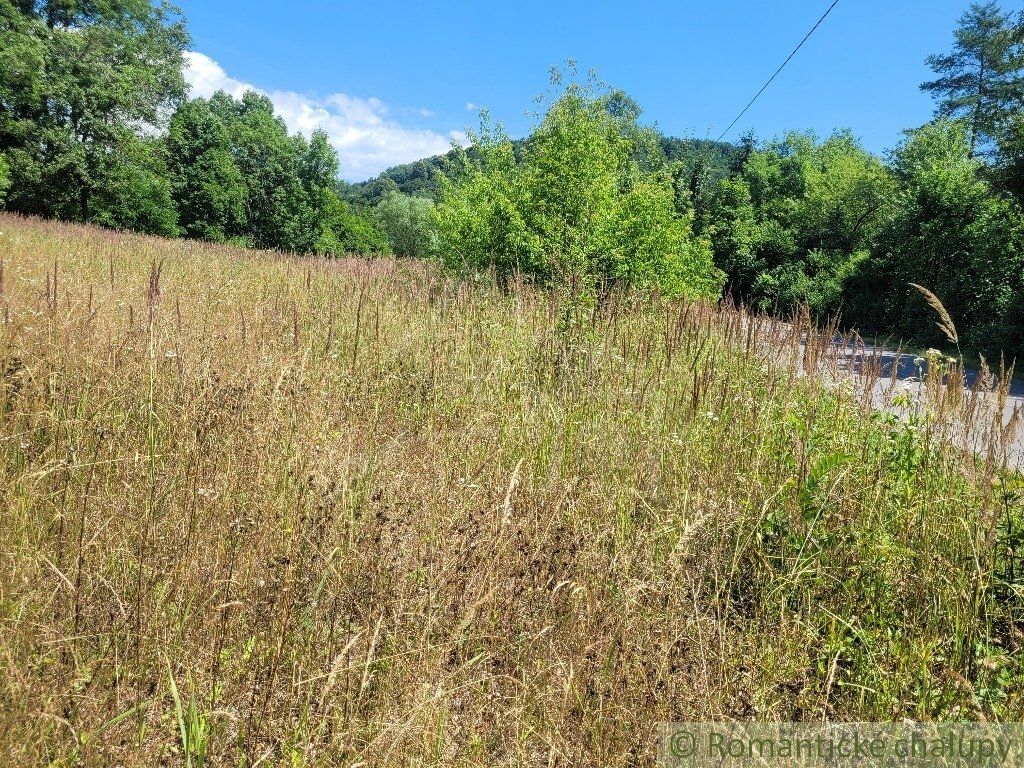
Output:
909,282,959,345
0,214,1020,767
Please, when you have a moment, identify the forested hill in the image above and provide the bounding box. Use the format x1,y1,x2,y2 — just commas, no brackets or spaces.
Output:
338,136,743,206
338,151,458,206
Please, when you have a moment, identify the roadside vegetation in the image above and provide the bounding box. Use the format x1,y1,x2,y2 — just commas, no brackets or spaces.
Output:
4,1,1024,765
432,77,724,304
1,215,1023,766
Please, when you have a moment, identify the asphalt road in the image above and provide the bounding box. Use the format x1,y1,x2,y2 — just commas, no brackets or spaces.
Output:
831,341,1024,470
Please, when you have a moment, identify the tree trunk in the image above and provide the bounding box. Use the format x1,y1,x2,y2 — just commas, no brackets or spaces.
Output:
970,58,987,154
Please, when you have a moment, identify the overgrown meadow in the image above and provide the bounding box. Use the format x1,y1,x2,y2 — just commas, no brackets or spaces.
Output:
1,213,1023,766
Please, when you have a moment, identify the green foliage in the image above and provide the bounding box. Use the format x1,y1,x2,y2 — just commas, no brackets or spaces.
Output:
91,140,179,237
340,155,451,206
165,95,382,255
314,191,388,256
707,130,892,314
846,120,1024,355
434,120,542,280
167,661,209,768
0,0,189,222
434,79,723,300
994,111,1024,199
661,137,744,203
921,2,1024,154
208,91,306,251
0,1,45,144
792,131,895,252
373,191,437,257
166,99,247,242
607,176,721,298
296,130,349,253
526,88,626,291
702,176,758,290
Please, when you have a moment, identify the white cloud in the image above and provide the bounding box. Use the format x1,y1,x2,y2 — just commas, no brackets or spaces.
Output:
183,51,462,181
465,101,477,111
184,51,251,100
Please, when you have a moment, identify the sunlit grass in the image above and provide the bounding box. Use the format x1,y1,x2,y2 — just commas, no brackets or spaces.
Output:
0,213,1021,767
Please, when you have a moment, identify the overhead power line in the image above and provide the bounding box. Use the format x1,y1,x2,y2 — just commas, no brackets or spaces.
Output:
716,0,842,142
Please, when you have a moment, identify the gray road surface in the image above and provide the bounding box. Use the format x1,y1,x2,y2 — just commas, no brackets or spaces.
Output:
831,341,1024,470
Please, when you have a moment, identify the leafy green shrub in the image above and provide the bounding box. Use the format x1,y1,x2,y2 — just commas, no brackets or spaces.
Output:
609,177,721,298
373,191,436,257
433,78,723,300
434,118,544,281
313,191,388,256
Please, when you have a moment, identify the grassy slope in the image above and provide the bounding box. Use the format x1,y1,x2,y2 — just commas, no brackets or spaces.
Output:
0,214,1021,766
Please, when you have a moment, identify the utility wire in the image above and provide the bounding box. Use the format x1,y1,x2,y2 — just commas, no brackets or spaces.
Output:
716,0,841,142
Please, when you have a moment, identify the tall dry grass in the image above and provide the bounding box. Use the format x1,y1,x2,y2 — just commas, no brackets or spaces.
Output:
0,213,1022,767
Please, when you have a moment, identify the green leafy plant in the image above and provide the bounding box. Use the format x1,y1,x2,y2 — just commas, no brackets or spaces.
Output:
167,660,210,768
433,70,724,302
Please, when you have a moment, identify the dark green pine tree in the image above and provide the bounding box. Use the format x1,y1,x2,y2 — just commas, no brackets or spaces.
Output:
921,2,1024,155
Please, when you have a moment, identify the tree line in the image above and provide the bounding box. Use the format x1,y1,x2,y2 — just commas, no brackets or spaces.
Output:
429,3,1024,359
0,0,387,254
699,1,1024,358
3,1,1024,357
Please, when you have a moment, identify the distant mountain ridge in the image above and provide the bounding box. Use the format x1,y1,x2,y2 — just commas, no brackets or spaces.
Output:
338,136,742,207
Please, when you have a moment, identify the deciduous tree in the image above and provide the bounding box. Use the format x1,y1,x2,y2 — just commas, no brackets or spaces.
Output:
0,0,189,222
166,98,247,242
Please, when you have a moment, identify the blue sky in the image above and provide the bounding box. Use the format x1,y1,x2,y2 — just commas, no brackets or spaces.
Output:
179,0,980,180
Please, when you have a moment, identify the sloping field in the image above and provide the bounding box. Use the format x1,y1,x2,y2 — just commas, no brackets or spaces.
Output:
0,214,1021,766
